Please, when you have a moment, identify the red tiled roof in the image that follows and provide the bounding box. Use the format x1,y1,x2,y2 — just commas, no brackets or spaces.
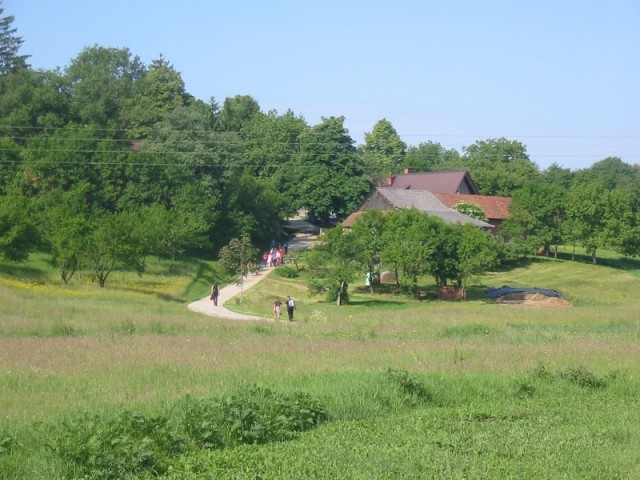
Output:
434,193,511,220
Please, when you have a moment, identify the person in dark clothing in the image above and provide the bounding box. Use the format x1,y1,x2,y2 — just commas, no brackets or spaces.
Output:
210,283,219,306
286,295,295,321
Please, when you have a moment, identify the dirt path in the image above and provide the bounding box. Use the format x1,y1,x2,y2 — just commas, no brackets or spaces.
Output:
187,218,319,321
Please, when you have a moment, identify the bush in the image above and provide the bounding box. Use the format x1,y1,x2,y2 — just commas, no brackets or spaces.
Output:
181,386,329,448
558,365,607,388
53,410,186,480
273,266,298,278
385,369,432,406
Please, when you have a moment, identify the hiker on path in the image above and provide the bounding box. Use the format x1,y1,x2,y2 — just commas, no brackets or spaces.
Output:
286,295,295,321
210,283,219,306
273,297,282,321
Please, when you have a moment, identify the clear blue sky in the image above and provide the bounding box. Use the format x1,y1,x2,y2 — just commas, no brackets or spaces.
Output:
8,0,640,170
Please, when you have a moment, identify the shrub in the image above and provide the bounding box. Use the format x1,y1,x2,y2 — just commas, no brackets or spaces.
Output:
558,365,607,388
181,386,329,448
53,410,186,480
273,266,298,278
385,369,432,406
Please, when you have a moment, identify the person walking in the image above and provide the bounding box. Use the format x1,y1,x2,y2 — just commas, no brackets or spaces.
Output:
286,295,295,321
273,297,282,321
210,283,219,306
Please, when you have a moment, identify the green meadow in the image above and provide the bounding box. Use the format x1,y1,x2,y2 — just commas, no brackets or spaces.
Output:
1,249,639,479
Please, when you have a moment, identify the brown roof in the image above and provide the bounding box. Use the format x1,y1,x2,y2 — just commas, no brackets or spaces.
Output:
434,193,511,220
388,170,479,194
341,210,366,228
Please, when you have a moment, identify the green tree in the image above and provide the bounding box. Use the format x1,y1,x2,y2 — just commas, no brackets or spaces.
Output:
293,116,371,225
122,55,190,138
360,118,406,184
431,223,498,289
218,95,261,132
502,180,567,258
218,234,258,301
565,181,610,264
350,209,386,293
574,156,636,190
305,225,359,305
143,202,211,272
402,141,462,173
65,45,144,129
380,209,441,294
37,184,91,284
83,210,147,287
0,191,38,262
461,138,540,196
0,1,29,75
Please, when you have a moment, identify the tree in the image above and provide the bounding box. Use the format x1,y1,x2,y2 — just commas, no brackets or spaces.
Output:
218,234,258,302
574,156,636,190
37,184,91,284
0,191,38,262
142,203,211,272
431,223,498,289
83,210,147,287
350,209,386,293
502,180,567,258
402,141,462,173
360,118,406,184
218,95,261,132
0,1,29,75
380,209,441,294
565,181,610,264
305,225,359,305
293,116,371,225
461,138,540,196
65,45,144,129
122,55,190,138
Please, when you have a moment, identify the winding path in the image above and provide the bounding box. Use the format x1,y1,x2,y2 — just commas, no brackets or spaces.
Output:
187,218,319,321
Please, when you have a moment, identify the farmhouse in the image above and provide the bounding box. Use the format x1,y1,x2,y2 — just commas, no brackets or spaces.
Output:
342,187,493,229
355,169,511,235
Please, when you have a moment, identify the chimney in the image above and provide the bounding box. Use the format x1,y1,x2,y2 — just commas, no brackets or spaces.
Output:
403,168,410,174
386,172,393,186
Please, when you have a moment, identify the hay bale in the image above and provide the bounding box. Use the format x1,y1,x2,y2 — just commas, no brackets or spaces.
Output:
379,271,396,284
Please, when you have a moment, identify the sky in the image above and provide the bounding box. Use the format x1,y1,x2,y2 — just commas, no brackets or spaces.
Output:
7,0,640,171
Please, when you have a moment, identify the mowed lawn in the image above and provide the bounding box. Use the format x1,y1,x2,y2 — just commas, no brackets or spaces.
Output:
1,248,639,479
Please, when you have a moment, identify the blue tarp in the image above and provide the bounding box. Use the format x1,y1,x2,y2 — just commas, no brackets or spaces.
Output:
486,286,561,299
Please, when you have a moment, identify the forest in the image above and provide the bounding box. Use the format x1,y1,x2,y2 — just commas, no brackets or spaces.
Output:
1,3,640,285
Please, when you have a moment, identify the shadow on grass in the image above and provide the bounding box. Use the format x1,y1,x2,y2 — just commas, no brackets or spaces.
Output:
348,298,405,307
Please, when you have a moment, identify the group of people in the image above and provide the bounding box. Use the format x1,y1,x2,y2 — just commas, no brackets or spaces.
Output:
211,282,296,322
273,295,295,321
263,240,289,267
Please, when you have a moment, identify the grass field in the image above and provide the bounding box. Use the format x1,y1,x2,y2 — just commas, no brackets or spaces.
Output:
1,248,639,479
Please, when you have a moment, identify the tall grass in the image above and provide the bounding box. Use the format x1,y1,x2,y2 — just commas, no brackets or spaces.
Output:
0,249,639,478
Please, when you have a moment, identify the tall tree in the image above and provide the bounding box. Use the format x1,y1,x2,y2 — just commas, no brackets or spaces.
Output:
360,118,406,184
502,180,567,258
461,138,540,196
403,141,462,173
350,209,386,293
65,45,144,129
292,116,371,225
218,95,261,132
122,55,190,138
0,1,29,75
380,208,442,293
305,225,360,305
565,180,610,264
0,190,38,262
